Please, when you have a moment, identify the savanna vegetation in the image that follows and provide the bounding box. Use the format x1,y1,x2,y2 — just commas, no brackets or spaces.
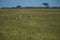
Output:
0,8,60,40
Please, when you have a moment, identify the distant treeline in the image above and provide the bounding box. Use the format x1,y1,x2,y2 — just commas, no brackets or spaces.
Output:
1,5,60,9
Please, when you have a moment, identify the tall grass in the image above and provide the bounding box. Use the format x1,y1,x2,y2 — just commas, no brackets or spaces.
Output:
0,9,60,40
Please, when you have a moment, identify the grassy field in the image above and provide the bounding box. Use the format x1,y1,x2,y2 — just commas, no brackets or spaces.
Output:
0,8,60,40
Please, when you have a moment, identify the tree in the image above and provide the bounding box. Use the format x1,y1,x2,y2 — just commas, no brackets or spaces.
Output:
16,5,21,8
42,3,49,8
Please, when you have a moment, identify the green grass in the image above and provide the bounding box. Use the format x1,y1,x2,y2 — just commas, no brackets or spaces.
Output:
0,9,60,40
